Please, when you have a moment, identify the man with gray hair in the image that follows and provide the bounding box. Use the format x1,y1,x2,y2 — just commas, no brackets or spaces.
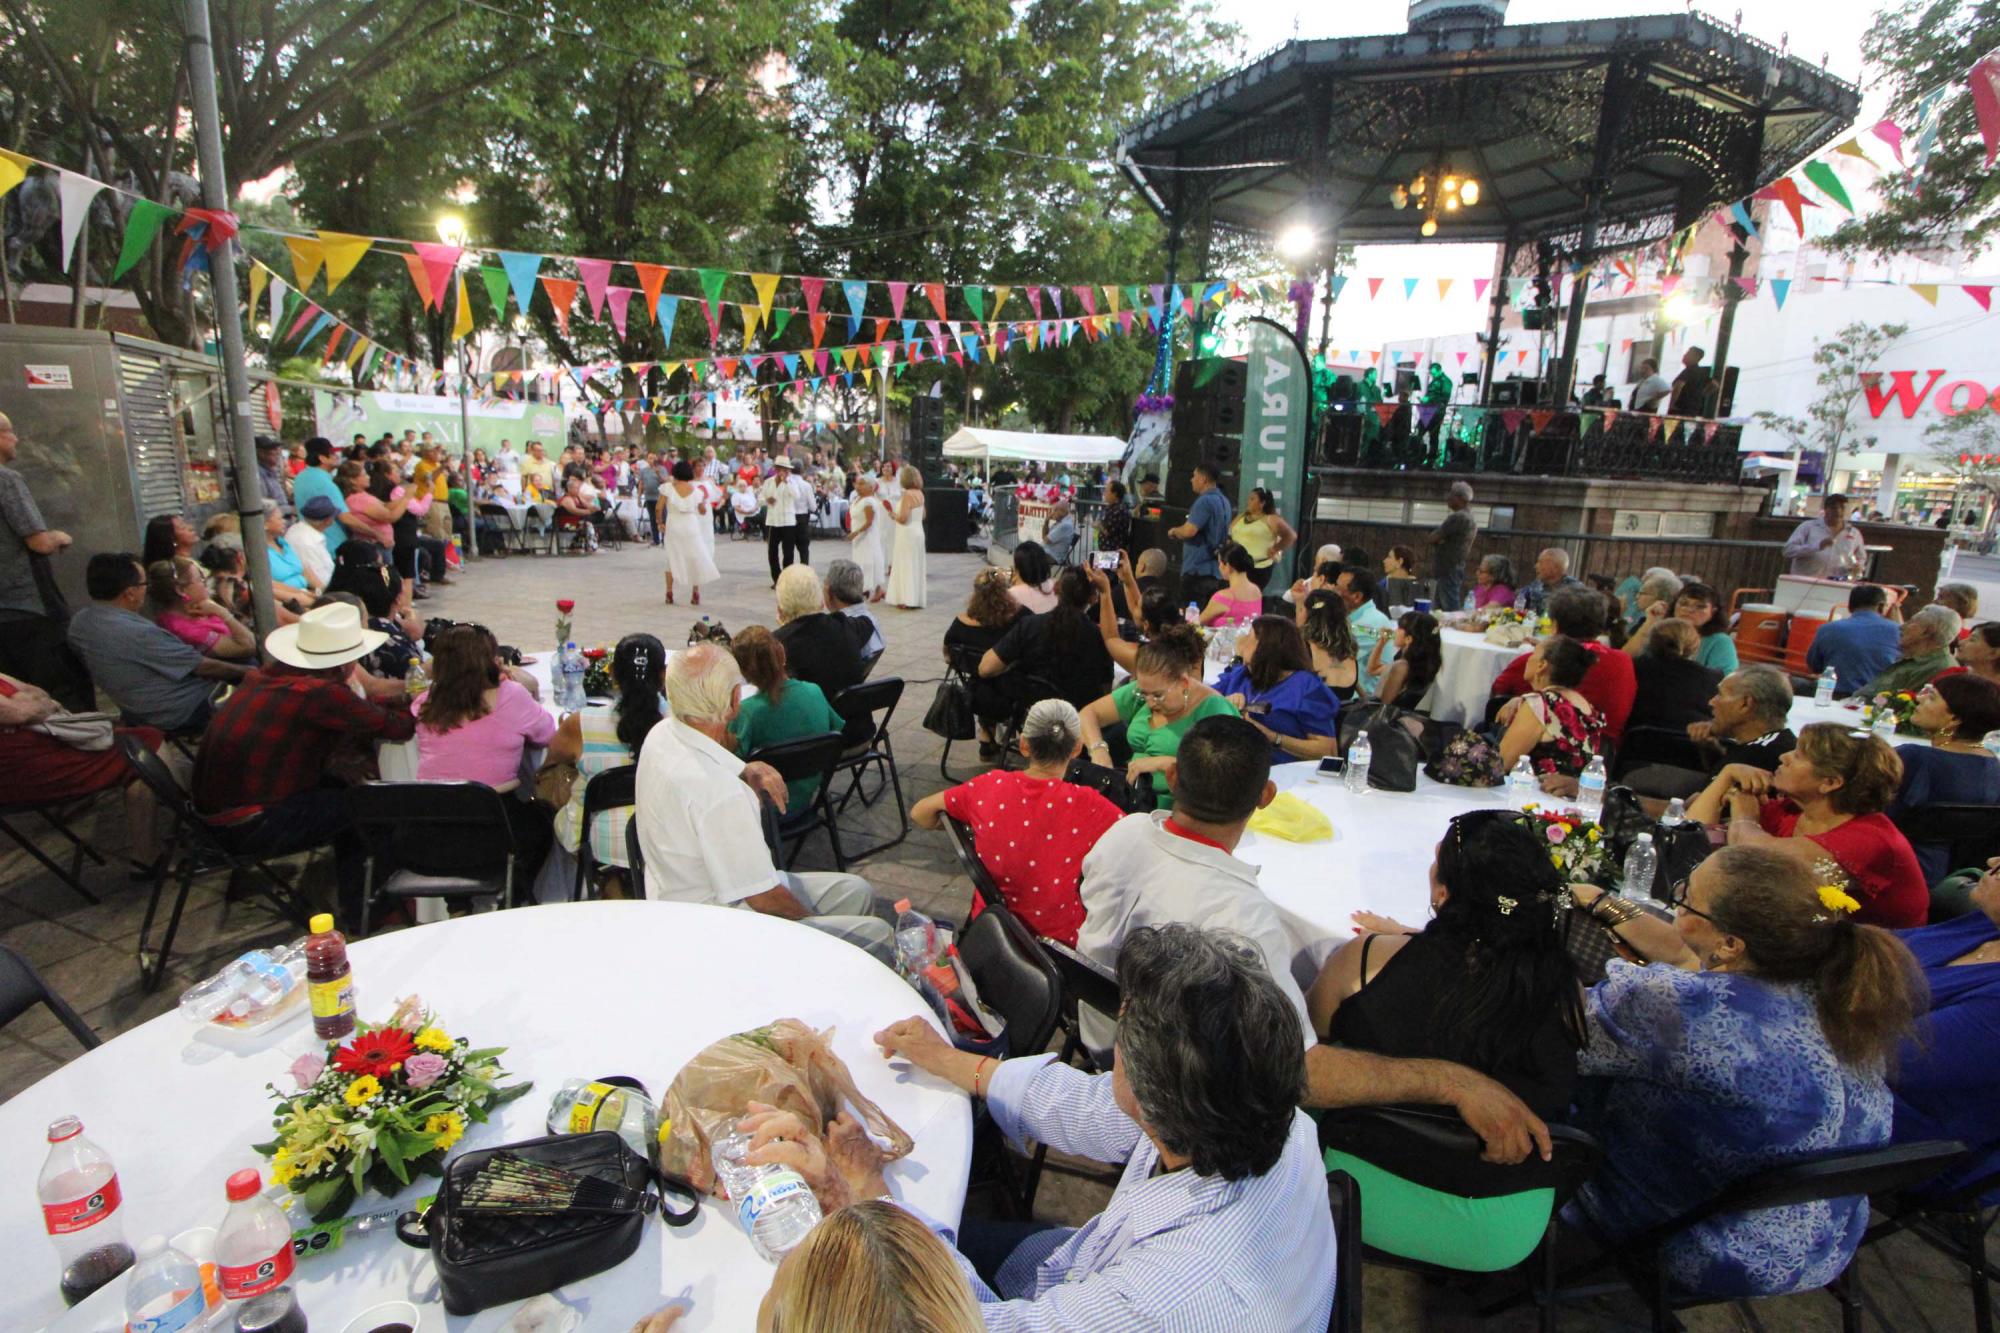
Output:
824,557,884,661
1860,603,1963,697
1513,546,1586,616
1427,480,1477,610
1044,499,1078,565
632,643,894,964
1623,664,1798,800
1936,581,1979,630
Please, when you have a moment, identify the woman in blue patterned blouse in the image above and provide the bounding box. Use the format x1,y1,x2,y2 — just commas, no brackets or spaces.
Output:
1567,845,1926,1298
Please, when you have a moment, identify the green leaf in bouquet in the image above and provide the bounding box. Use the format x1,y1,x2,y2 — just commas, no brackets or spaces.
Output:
378,1131,410,1185
301,1174,353,1223
251,1138,280,1156
461,1047,507,1062
490,1080,534,1106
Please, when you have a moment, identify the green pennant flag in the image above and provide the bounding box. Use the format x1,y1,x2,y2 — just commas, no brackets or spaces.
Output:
697,268,730,306
770,307,794,340
479,265,512,317
964,285,985,320
1801,159,1855,213
1123,285,1142,315
111,199,175,280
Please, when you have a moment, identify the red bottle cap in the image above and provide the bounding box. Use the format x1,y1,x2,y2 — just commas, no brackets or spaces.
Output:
225,1168,263,1201
894,898,912,913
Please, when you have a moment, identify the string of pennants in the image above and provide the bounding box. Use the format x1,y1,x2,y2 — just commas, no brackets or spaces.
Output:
1392,403,1736,443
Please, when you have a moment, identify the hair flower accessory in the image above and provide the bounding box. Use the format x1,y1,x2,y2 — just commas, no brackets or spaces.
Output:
1816,884,1861,915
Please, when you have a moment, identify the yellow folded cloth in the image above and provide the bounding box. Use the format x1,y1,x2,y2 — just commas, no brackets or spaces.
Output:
1247,791,1333,842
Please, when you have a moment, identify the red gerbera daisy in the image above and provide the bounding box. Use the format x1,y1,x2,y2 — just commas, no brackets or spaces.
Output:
332,1028,416,1077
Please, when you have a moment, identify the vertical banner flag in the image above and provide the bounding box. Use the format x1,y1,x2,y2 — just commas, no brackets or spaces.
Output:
1237,317,1312,586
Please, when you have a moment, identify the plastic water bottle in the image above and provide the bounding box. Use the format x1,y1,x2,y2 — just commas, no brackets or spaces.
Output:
1660,797,1686,827
40,1115,133,1306
1576,756,1608,821
1872,706,1896,740
125,1235,209,1333
1184,601,1200,625
1344,730,1371,793
178,941,306,1025
215,1169,295,1307
710,1128,823,1262
1984,730,2000,762
893,899,940,984
1621,832,1658,903
1463,591,1476,612
558,641,587,711
547,1079,664,1167
1814,665,1837,707
1507,757,1539,809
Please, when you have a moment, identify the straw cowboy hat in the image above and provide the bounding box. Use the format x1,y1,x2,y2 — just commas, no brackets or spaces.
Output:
264,602,387,671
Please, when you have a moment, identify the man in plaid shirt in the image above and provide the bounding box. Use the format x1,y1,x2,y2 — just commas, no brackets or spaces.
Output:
194,603,414,921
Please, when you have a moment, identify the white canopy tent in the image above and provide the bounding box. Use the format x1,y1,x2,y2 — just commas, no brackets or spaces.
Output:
940,426,1127,466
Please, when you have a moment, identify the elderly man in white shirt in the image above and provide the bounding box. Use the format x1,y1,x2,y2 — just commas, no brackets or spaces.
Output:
1782,490,1868,579
633,644,894,964
759,456,808,585
286,496,340,589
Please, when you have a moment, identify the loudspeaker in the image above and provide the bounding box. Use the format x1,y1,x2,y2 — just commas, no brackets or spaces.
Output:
924,486,970,553
909,396,945,470
1172,358,1247,437
1716,365,1740,417
1165,435,1240,508
1521,307,1557,331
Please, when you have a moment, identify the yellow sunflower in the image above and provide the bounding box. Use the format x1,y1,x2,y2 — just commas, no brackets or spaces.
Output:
343,1074,383,1108
412,1027,454,1053
425,1111,466,1152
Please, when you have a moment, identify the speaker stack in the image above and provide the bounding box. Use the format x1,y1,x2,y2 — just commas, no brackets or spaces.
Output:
908,396,946,477
1167,358,1246,508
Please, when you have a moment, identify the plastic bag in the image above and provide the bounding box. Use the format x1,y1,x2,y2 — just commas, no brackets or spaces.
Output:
1247,791,1333,843
658,1018,914,1206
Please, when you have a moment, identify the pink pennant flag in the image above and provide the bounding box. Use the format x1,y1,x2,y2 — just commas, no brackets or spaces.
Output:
1026,287,1043,319
700,300,722,345
1964,285,1994,312
605,286,635,337
576,257,613,319
1472,277,1491,303
1872,118,1906,164
1456,351,1468,366
1366,278,1384,301
1072,285,1097,316
410,243,462,312
1661,273,1681,298
887,281,908,319
1499,409,1526,434
1733,277,1759,296
800,277,825,319
1972,52,2000,168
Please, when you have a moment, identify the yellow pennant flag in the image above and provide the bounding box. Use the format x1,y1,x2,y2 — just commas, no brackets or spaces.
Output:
1103,286,1121,314
1909,283,1940,306
750,273,781,319
453,274,474,340
838,346,858,371
862,368,874,388
1833,138,1873,163
1438,278,1455,301
247,264,269,318
740,303,764,344
318,231,374,293
345,337,370,368
0,149,28,202
991,285,1011,320
285,236,326,291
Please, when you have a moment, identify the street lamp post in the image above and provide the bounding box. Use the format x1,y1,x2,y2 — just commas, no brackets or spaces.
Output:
437,213,477,564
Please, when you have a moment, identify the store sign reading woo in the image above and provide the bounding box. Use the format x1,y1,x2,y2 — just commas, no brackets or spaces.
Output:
1862,370,2000,419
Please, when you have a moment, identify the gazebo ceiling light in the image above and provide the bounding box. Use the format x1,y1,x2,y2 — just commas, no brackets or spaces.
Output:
1389,163,1480,236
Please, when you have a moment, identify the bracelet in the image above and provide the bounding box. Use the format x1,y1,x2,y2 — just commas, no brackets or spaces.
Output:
1592,896,1643,927
972,1056,996,1098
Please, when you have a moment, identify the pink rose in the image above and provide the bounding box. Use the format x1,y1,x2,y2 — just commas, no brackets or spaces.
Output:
1546,823,1567,845
289,1052,326,1089
403,1052,449,1090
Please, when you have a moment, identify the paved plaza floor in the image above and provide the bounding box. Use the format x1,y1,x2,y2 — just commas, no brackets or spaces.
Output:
0,527,1988,1329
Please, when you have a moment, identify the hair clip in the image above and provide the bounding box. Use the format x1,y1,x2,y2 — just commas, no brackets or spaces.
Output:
1496,894,1517,916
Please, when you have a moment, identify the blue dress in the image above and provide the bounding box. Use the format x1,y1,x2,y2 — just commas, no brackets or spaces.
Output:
1887,745,2000,885
1566,962,1891,1298
1892,912,2000,1200
1214,664,1341,763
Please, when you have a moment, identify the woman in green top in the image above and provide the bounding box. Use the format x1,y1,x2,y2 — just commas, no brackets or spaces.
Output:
727,626,847,810
1624,578,1739,674
1078,623,1238,809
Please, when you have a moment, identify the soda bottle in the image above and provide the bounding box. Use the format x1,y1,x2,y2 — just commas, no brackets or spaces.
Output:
124,1234,208,1333
303,914,355,1041
709,1128,822,1262
40,1115,134,1306
230,1285,307,1333
546,1079,665,1167
215,1169,296,1307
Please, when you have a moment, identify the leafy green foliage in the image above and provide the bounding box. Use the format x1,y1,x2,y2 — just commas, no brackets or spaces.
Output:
1752,321,1911,484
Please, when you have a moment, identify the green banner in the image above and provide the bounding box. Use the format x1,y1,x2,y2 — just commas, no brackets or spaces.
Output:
1238,317,1312,585
312,389,565,458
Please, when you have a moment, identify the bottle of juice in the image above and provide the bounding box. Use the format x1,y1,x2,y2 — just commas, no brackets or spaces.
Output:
304,914,355,1041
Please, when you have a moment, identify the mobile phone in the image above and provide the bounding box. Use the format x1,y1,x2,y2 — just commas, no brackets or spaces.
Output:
1092,551,1120,571
1317,755,1345,776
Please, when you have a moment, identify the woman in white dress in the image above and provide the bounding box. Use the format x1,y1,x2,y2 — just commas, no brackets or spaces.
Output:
884,464,928,609
847,475,891,602
659,459,720,605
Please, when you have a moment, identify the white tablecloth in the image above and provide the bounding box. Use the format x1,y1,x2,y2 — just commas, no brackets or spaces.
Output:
20,903,971,1333
1786,695,1931,750
1237,764,1515,984
1416,628,1522,725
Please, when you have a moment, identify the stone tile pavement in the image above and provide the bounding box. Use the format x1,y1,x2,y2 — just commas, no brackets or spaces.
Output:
0,528,1989,1329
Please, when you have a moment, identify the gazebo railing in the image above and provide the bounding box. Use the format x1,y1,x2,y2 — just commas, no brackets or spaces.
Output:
1317,408,1744,482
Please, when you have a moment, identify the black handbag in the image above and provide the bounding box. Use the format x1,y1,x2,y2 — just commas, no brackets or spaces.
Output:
1599,785,1714,901
395,1131,696,1316
1356,704,1427,793
923,678,976,741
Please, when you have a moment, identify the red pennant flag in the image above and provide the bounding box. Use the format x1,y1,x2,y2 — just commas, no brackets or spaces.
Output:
1733,277,1759,296
409,243,461,311
1499,409,1526,434
925,283,948,321
539,276,578,334
1372,404,1399,427
700,300,722,345
1645,416,1662,441
800,277,824,318
873,317,889,343
1366,278,1384,301
1600,408,1620,430
1972,52,2000,168
631,262,668,315
1965,285,1994,312
1752,178,1817,234
1529,410,1556,435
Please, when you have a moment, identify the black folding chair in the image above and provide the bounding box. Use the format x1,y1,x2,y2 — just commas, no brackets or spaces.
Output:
1326,1167,1365,1333
1863,1164,2000,1333
1611,725,1712,782
744,733,849,870
0,943,99,1049
478,501,532,555
0,795,108,905
828,678,909,861
942,814,1004,925
992,671,1064,773
625,816,646,896
1319,1106,1602,1333
1889,803,2000,884
569,763,637,901
346,782,530,935
938,644,984,781
117,733,315,989
1041,936,1120,1075
1554,1139,1969,1333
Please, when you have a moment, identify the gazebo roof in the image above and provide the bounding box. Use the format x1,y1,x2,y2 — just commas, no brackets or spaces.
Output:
1115,11,1861,259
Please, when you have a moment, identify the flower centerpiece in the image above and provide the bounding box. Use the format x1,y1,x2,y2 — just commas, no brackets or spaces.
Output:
581,645,615,698
1865,690,1922,736
255,996,530,1221
1520,803,1611,882
554,598,576,648
1479,606,1554,646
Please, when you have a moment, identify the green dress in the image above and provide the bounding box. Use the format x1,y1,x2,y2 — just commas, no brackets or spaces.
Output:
1111,682,1240,809
728,678,846,809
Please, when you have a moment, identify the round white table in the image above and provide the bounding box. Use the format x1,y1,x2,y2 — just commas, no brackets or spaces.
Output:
1786,694,1931,750
1236,763,1515,985
1417,628,1524,725
14,903,970,1333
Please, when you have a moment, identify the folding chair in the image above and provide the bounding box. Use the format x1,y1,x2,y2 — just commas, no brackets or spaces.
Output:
116,734,315,989
956,898,1064,1217
1318,1105,1602,1333
1554,1139,1969,1333
938,644,984,780
569,763,637,901
744,733,849,870
625,817,646,896
1042,936,1120,1075
346,782,531,935
1325,1167,1365,1333
828,678,908,861
0,795,107,905
0,943,100,1049
1863,1164,2000,1333
478,501,530,555
992,671,1064,773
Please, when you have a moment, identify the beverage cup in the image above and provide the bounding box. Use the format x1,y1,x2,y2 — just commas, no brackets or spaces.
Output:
1414,597,1432,614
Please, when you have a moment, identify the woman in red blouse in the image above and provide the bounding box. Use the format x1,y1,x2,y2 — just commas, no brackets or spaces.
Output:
0,672,162,871
911,697,1123,945
1686,722,1928,928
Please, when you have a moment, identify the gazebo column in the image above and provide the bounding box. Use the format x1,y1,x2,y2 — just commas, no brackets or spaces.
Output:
1554,57,1642,405
1479,234,1517,401
1710,110,1766,408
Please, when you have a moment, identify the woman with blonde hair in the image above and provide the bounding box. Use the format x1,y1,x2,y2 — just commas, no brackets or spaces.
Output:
145,556,257,659
885,463,928,609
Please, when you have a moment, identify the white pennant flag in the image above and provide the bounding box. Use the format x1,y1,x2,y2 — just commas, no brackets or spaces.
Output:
57,171,106,272
269,277,289,326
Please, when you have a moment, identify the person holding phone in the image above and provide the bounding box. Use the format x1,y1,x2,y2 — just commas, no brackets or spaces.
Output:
1216,615,1342,763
